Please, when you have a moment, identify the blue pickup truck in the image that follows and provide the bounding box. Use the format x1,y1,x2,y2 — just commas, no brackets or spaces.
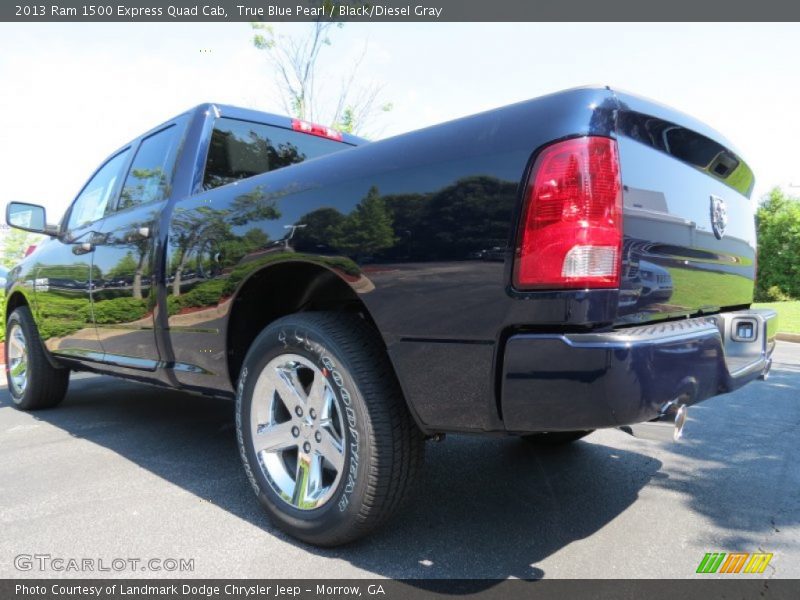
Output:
4,87,776,545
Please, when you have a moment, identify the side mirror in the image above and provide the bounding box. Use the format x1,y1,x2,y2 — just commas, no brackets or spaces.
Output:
5,202,57,236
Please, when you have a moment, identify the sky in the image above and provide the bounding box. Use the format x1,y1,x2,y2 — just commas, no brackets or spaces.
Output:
1,22,798,222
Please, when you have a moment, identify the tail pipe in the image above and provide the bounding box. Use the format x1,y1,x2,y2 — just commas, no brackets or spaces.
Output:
619,401,689,443
759,357,773,381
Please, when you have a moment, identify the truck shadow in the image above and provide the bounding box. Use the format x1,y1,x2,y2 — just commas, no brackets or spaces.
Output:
0,374,662,581
341,436,662,582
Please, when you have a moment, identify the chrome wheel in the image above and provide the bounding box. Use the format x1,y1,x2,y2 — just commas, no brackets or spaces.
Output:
250,353,346,510
7,323,28,396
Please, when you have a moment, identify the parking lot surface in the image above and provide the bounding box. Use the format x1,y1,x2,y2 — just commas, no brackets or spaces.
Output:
1,343,798,579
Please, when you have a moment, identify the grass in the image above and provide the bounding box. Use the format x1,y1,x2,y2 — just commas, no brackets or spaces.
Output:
652,269,800,335
668,268,754,310
752,301,800,334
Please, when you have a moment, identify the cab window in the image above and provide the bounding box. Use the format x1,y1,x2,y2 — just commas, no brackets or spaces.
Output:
66,149,130,231
202,118,348,191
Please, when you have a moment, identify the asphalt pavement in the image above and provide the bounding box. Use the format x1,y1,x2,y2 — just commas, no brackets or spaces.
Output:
1,343,798,579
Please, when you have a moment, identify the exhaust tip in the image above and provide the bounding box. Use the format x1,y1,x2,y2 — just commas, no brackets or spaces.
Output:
673,404,688,441
620,403,688,442
759,358,772,381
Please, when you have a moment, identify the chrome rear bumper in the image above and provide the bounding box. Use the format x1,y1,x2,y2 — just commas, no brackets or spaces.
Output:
501,309,777,434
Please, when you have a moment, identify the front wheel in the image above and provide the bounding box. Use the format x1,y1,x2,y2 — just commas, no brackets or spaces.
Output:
236,312,424,546
5,305,70,410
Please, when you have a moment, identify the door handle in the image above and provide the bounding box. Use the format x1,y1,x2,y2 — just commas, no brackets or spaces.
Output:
72,242,94,255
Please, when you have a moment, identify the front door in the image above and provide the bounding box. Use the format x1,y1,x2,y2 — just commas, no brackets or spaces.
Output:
35,148,131,360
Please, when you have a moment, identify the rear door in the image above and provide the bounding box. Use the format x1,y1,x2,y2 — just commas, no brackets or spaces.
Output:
165,113,353,390
90,121,184,369
613,91,756,323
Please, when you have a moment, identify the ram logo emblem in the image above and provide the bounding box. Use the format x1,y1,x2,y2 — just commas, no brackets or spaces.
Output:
710,195,728,240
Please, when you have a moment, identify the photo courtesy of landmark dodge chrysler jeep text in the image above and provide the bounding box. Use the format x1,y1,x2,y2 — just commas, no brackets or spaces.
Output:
4,87,776,546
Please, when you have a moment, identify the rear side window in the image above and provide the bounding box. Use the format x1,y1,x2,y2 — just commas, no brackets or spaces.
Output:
117,125,180,211
203,117,348,191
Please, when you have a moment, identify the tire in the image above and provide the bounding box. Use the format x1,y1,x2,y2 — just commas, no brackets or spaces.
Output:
236,311,425,546
5,305,70,410
521,430,594,446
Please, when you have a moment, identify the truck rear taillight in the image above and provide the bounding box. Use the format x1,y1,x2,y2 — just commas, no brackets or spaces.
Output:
514,136,622,290
291,119,344,141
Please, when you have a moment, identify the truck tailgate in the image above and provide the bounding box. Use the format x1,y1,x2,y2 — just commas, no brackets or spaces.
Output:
612,90,756,324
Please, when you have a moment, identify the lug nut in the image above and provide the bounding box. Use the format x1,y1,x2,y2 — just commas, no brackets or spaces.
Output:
309,408,317,419
295,406,303,417
303,442,311,453
314,431,322,443
291,426,300,438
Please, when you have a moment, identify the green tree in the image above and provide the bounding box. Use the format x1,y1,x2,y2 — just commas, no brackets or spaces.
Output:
293,207,346,252
169,186,281,296
242,228,270,250
100,208,160,300
331,186,396,256
251,4,392,135
106,251,139,281
756,187,800,300
380,176,518,261
2,228,42,268
214,228,272,273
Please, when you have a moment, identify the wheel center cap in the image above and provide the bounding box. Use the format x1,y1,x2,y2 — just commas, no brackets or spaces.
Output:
301,419,315,438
